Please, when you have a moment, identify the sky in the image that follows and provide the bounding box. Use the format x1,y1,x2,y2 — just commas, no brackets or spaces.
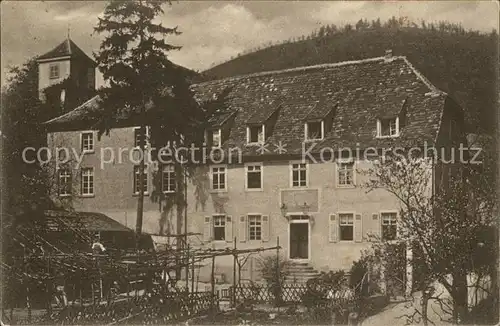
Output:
1,1,498,87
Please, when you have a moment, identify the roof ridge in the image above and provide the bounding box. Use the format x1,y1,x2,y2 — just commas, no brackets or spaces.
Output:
67,38,72,55
195,56,404,86
43,95,99,125
401,57,445,95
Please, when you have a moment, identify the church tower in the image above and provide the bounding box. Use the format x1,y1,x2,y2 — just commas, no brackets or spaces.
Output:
37,37,96,112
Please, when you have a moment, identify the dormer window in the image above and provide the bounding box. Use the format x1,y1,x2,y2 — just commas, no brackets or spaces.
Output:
212,129,221,147
206,129,222,148
377,117,399,138
247,125,265,144
305,120,324,141
49,63,60,79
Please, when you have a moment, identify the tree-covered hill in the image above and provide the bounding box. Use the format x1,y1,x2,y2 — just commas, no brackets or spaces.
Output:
204,19,498,134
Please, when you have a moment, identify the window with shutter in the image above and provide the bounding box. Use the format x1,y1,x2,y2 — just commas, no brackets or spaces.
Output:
239,216,247,242
225,216,233,242
381,212,397,241
329,214,338,242
354,214,363,242
371,213,380,239
339,213,354,241
213,215,226,241
261,215,270,242
203,216,212,241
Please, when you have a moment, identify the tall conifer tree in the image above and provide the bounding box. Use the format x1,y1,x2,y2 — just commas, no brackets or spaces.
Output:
94,0,184,237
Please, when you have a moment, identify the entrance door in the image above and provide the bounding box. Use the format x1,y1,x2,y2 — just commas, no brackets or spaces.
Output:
289,223,309,259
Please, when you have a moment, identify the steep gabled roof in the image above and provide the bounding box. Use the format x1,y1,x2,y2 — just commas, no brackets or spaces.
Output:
44,55,449,155
37,38,96,65
190,56,447,154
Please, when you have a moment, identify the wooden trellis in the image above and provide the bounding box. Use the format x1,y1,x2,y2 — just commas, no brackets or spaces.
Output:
2,218,282,324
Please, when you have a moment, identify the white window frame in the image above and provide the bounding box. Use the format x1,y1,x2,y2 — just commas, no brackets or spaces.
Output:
49,63,60,79
248,214,262,241
162,165,176,193
290,161,308,187
212,214,226,241
133,164,149,195
80,167,94,197
336,159,355,188
133,126,150,148
210,164,227,192
212,129,222,148
80,131,95,153
58,168,71,197
246,124,265,144
245,163,263,191
380,211,398,241
376,117,400,138
304,120,324,141
338,212,355,241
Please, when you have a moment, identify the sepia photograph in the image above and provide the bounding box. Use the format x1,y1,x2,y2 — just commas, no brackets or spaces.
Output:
1,1,498,325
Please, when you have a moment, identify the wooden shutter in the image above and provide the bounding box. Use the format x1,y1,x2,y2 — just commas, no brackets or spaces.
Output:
371,213,380,240
239,216,247,242
225,216,233,242
203,216,212,242
354,213,363,242
329,214,338,242
261,215,270,242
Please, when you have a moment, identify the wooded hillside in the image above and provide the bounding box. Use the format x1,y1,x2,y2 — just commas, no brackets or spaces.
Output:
205,18,498,133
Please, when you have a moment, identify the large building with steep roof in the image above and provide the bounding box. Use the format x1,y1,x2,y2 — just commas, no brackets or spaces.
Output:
40,40,465,288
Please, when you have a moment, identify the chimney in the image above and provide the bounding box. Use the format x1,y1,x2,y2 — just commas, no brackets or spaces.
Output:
384,49,393,62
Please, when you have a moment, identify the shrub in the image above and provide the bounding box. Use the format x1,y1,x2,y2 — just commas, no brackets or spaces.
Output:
301,270,354,324
350,258,369,297
256,255,290,306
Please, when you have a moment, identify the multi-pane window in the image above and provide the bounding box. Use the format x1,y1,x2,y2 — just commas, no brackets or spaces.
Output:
213,215,226,241
49,63,60,79
339,213,354,241
58,169,71,196
211,166,226,190
379,118,398,137
246,164,262,189
81,168,94,196
338,161,354,186
134,127,149,147
291,163,307,187
381,212,397,241
81,132,94,152
162,165,176,193
210,129,221,148
248,125,264,144
306,121,323,140
248,215,262,240
133,165,148,194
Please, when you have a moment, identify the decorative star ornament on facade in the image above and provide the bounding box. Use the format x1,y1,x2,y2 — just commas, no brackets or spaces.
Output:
274,141,287,154
256,142,270,155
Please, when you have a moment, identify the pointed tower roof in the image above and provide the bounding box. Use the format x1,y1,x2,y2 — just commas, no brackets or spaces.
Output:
37,38,96,65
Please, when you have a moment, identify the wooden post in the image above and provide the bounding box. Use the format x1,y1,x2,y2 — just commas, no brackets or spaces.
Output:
211,255,216,314
185,243,190,292
233,236,237,307
276,236,281,307
126,265,130,300
47,254,52,314
191,254,195,292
